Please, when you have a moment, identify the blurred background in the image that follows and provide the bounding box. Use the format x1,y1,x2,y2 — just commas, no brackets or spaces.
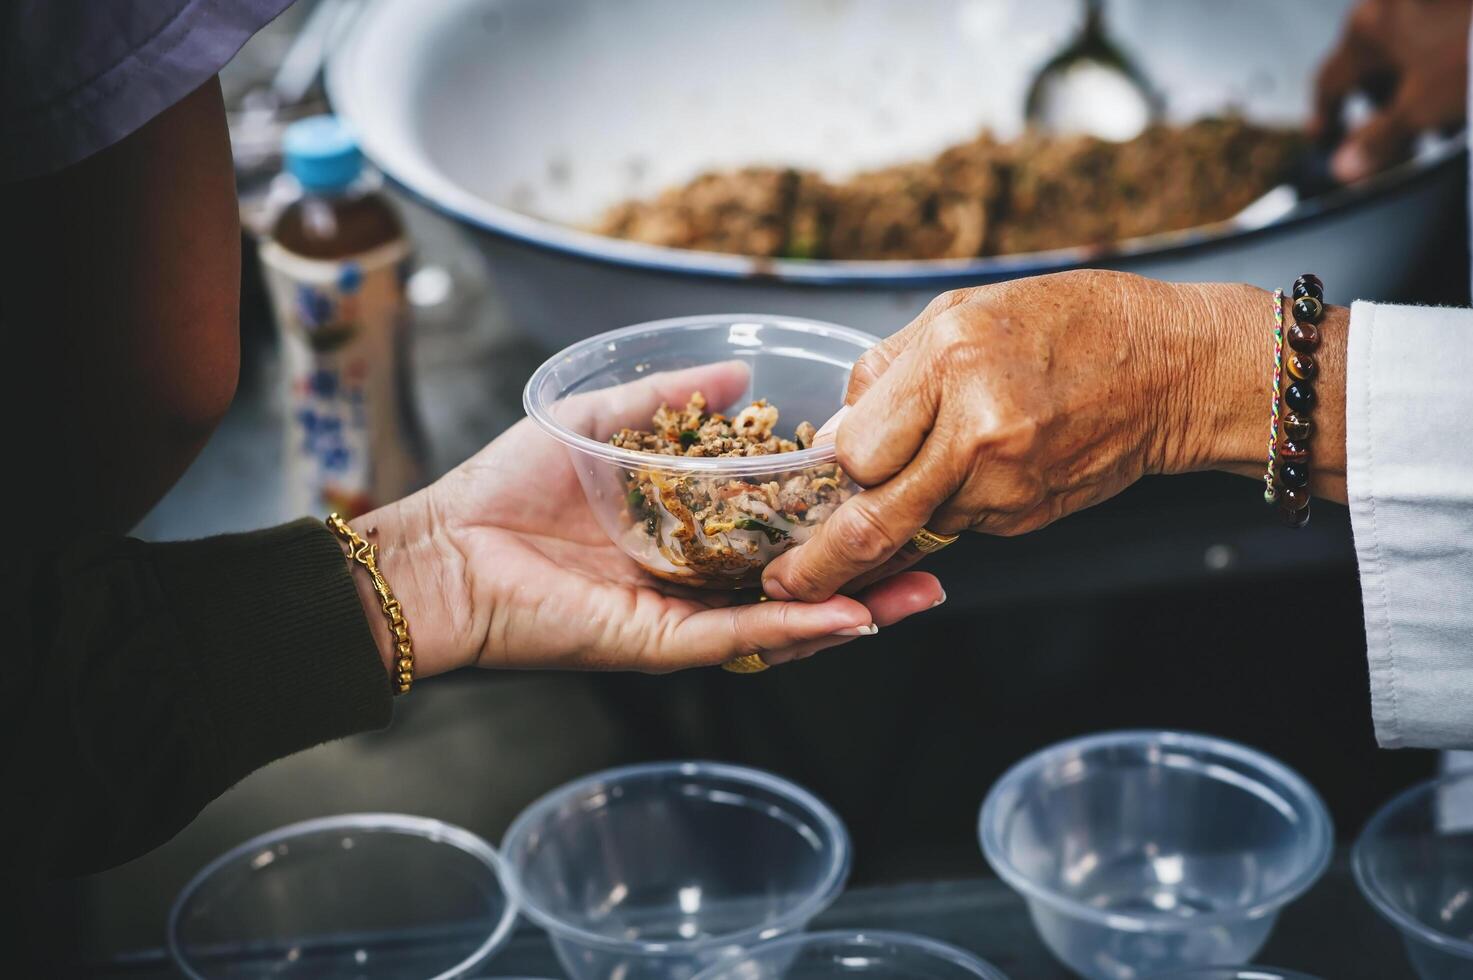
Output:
55,0,1469,973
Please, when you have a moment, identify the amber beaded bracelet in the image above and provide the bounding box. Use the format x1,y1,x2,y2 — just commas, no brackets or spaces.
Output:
1269,273,1323,527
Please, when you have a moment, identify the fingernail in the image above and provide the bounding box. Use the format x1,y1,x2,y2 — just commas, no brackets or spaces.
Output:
763,579,794,601
931,589,948,608
813,405,849,446
832,623,878,636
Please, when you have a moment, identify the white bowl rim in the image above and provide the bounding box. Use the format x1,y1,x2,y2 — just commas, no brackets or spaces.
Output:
499,760,853,955
324,2,1468,288
522,313,879,476
369,134,1467,288
688,929,1012,980
166,812,519,980
1352,769,1473,959
977,729,1334,933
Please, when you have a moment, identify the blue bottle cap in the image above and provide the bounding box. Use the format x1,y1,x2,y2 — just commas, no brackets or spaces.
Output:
283,115,363,193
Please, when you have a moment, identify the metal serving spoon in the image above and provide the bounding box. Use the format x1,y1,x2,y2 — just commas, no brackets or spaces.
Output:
1023,0,1161,141
1023,0,1334,224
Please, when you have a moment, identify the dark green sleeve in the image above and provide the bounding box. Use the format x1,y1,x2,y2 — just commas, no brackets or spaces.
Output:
13,518,392,878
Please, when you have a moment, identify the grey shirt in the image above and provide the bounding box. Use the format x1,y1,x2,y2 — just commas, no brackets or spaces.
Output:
1,0,293,181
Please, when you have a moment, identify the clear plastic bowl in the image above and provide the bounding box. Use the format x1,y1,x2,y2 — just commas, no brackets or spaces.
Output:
1142,969,1322,980
168,813,517,980
1353,770,1473,979
500,761,851,980
688,930,1011,980
523,315,876,589
979,731,1333,980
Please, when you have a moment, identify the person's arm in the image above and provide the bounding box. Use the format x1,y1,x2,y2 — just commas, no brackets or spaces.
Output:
2,77,242,534
761,272,1347,601
757,272,1473,753
8,362,944,883
15,521,392,879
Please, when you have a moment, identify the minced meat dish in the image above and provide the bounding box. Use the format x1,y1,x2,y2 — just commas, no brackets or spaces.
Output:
610,392,854,588
595,117,1303,261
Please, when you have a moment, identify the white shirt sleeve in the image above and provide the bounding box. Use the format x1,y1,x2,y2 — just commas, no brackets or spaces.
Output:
1348,300,1473,749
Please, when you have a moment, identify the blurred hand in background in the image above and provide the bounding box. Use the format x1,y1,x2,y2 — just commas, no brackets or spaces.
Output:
1312,0,1471,183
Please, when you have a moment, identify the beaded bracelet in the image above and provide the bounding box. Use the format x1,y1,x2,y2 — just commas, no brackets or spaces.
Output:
1270,274,1323,528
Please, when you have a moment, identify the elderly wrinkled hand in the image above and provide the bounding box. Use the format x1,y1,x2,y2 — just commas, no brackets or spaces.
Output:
762,270,1349,603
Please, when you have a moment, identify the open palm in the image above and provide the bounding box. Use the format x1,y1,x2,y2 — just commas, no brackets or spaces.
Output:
411,365,942,674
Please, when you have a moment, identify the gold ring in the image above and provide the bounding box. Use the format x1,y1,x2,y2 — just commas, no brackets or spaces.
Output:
722,654,770,674
910,526,960,555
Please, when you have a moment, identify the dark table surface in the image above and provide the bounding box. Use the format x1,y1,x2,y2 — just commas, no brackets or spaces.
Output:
88,859,1408,978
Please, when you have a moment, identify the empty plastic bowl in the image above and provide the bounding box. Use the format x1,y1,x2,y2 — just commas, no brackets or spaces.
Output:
688,930,1011,980
979,731,1333,980
1143,969,1322,980
168,813,516,979
1354,770,1473,979
500,761,851,980
524,315,875,589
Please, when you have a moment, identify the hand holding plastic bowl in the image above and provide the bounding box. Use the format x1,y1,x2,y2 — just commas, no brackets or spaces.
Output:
524,315,872,590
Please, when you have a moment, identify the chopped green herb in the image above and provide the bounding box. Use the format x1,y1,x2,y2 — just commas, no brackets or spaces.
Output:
626,488,645,508
734,518,791,544
783,231,819,260
678,430,699,447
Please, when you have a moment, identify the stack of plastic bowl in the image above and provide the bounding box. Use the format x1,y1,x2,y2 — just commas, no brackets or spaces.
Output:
168,814,519,979
688,930,1011,980
980,731,1333,980
499,761,852,980
1354,770,1473,978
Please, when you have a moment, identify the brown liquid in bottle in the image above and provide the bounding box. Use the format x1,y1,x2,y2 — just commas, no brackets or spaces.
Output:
271,191,404,260
260,115,422,518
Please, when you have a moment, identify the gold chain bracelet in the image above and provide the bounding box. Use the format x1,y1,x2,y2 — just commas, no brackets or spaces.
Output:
327,513,414,695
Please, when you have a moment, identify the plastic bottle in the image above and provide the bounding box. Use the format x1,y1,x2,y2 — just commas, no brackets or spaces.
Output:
258,115,423,518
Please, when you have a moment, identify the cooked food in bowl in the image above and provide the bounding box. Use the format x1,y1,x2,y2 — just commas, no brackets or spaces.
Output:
611,393,855,587
523,315,877,593
595,117,1303,260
